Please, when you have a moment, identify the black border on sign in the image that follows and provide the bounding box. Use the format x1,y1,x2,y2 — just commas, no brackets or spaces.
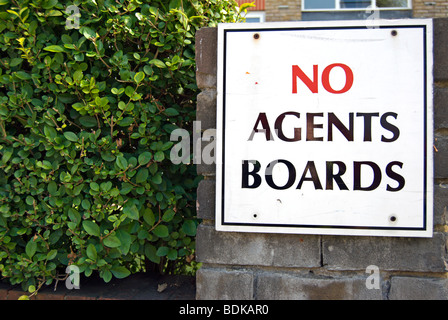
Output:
220,25,429,232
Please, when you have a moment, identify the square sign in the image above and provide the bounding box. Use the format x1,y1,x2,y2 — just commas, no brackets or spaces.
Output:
216,20,433,237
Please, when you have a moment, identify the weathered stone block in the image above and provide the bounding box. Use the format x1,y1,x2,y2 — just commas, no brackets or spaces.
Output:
196,267,254,300
434,18,448,81
434,184,448,225
434,87,448,131
196,28,217,89
389,276,448,299
196,178,215,220
435,133,448,179
323,233,447,272
196,224,321,268
196,148,216,176
256,272,382,300
196,89,217,130
196,73,217,91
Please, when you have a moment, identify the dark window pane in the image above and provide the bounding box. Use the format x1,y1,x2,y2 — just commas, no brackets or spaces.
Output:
376,0,408,7
340,0,371,8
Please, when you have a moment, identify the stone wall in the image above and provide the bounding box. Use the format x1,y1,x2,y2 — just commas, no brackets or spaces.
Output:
194,19,448,300
265,0,301,21
413,0,448,18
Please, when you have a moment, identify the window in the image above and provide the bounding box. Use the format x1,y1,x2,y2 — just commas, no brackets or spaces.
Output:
244,11,266,23
303,0,411,11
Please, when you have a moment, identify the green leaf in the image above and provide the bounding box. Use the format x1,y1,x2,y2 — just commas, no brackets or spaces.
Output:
102,269,112,283
156,246,169,257
149,59,166,68
42,0,57,9
151,173,162,185
68,208,81,226
101,151,116,162
154,151,164,162
120,182,133,195
83,220,100,236
44,125,57,140
164,108,179,116
103,234,121,248
44,45,65,52
79,116,97,127
116,155,128,170
86,244,97,260
182,220,197,236
111,266,130,279
7,9,19,18
46,249,57,260
64,131,78,142
123,204,139,220
125,86,134,98
143,208,155,226
118,117,134,127
162,209,175,222
153,225,169,238
135,168,149,184
81,199,91,210
73,70,83,82
167,249,178,260
116,229,132,255
144,244,160,263
10,58,23,67
48,181,58,195
80,26,96,39
118,101,126,110
61,34,72,44
25,239,37,258
134,71,145,84
2,150,12,164
26,196,34,205
100,181,112,192
143,65,153,75
15,71,31,80
1,150,12,164
90,182,99,192
138,152,152,166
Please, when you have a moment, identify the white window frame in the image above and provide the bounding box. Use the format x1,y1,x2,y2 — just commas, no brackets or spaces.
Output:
244,11,266,23
302,0,412,12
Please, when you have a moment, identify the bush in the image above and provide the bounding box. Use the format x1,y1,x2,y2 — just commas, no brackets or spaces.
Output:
0,0,247,293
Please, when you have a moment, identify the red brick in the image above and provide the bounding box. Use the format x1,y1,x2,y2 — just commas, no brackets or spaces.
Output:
34,292,65,300
0,289,9,300
64,294,97,300
7,289,29,300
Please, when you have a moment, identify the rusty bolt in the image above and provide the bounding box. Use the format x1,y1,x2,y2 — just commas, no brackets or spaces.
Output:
253,33,260,40
391,30,398,36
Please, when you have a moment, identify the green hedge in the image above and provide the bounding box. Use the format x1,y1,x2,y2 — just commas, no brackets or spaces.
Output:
0,0,247,293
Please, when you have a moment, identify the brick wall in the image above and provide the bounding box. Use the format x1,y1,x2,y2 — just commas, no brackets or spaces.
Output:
265,0,301,21
414,0,448,18
194,19,448,300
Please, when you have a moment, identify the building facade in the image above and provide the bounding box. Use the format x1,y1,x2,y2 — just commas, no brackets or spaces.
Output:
237,0,448,22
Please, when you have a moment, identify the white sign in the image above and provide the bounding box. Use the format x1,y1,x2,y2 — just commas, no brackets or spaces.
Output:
216,20,433,237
